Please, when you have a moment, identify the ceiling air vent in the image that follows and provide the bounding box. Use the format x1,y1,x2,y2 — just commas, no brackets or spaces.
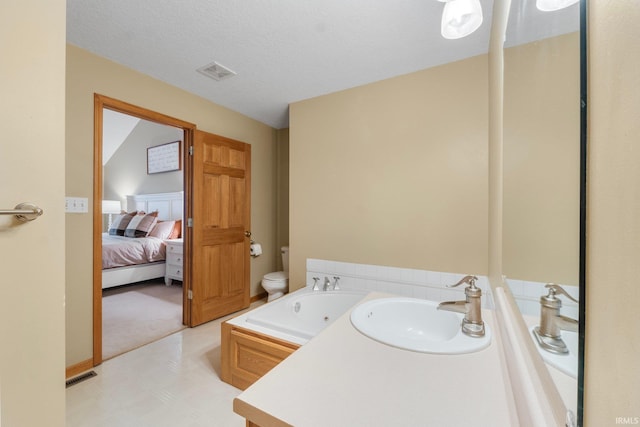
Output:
196,61,237,81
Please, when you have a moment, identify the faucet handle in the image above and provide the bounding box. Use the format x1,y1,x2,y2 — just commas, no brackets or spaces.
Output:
323,276,331,291
544,283,578,303
312,277,320,291
448,275,478,289
333,276,341,290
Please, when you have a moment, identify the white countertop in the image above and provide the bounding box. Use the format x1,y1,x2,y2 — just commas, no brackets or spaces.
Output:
522,315,578,414
234,292,518,427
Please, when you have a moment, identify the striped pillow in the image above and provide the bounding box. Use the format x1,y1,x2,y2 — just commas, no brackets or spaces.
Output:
124,212,158,238
108,211,136,236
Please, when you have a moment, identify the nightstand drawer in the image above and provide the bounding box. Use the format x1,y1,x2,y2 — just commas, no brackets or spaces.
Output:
166,264,183,279
164,239,184,285
166,243,183,255
167,252,183,266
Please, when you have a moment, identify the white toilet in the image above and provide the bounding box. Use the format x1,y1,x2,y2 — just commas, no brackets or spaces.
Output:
262,246,289,302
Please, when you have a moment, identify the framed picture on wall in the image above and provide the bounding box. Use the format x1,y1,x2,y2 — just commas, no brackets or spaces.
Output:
147,141,182,174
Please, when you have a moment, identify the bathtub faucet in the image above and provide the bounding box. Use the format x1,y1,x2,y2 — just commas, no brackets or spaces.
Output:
323,276,331,291
437,275,485,338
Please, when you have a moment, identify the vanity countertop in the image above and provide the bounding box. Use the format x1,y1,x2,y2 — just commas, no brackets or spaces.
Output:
234,292,518,427
522,314,578,413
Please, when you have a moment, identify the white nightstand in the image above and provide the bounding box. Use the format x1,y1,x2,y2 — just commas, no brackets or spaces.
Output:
164,238,183,286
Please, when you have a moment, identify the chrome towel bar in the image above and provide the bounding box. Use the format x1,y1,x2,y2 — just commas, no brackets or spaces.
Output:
0,203,43,222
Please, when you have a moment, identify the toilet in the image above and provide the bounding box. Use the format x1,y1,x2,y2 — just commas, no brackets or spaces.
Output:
262,246,289,302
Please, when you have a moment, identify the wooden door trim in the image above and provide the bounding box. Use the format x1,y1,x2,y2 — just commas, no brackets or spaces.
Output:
92,94,195,365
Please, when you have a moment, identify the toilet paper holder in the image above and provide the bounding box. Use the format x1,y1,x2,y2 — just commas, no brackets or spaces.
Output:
250,241,262,257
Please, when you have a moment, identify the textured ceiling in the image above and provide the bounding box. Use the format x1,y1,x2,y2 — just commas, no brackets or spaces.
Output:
67,1,579,130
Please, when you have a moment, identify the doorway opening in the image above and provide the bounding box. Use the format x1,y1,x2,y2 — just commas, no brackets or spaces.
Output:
101,111,184,359
93,94,195,365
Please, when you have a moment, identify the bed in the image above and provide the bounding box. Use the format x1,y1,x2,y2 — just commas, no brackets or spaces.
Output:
102,191,183,289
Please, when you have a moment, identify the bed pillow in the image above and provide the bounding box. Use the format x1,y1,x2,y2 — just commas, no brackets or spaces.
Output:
168,219,182,239
124,212,158,238
148,220,176,240
108,211,137,236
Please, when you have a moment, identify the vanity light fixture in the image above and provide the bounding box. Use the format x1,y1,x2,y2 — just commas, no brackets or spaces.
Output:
437,0,483,40
536,0,579,12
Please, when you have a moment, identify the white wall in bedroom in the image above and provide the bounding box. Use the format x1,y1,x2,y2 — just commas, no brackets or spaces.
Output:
104,116,184,215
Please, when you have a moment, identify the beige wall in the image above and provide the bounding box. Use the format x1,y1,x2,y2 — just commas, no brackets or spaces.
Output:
0,0,66,425
585,1,640,424
66,45,278,367
488,0,508,285
503,33,580,286
276,128,290,270
289,55,489,289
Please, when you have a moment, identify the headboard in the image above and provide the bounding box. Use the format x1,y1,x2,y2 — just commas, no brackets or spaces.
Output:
125,191,183,221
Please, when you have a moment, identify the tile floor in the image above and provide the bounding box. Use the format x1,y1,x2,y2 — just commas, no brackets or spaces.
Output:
66,303,263,427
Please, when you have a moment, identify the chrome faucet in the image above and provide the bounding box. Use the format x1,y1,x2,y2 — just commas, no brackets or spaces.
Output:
332,276,341,290
533,283,579,354
437,275,485,337
322,276,331,291
312,277,320,291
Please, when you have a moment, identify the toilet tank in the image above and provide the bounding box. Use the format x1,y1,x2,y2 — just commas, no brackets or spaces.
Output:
281,246,289,272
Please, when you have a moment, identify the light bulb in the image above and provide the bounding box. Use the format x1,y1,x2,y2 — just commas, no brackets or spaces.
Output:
441,0,483,39
536,0,579,12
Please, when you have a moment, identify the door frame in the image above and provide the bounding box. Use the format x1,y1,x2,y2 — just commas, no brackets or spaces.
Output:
93,94,196,365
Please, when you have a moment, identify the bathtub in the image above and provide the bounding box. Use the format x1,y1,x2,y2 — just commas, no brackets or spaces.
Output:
227,288,369,345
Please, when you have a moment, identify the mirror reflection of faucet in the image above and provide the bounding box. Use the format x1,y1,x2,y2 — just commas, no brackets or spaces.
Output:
437,275,485,337
533,283,579,354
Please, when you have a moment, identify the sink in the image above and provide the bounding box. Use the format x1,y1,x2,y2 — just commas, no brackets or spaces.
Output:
350,297,491,354
530,326,578,379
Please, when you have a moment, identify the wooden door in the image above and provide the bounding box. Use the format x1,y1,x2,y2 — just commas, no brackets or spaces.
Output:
189,130,251,326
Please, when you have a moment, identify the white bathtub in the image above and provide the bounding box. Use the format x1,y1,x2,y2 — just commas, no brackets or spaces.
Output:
227,288,368,345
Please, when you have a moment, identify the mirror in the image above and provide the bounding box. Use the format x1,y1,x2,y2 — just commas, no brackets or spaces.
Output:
502,0,582,422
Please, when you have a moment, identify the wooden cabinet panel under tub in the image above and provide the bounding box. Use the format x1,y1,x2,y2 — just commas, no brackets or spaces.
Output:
221,322,300,390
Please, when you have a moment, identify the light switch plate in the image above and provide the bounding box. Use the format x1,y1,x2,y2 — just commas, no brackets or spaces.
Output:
65,197,89,213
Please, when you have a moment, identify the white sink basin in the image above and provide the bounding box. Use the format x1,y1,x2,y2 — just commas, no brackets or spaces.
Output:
530,326,578,379
350,297,491,354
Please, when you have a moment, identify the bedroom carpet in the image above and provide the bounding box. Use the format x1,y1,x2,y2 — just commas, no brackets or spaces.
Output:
102,280,185,360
